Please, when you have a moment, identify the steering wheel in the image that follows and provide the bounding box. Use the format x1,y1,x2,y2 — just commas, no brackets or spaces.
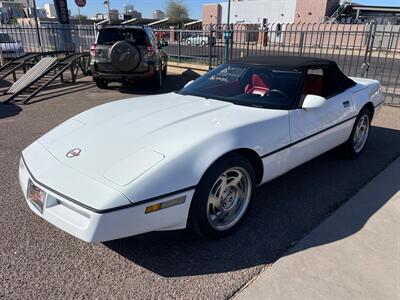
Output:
264,89,290,100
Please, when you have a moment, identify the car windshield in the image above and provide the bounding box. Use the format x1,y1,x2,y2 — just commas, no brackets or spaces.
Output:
179,63,302,109
0,33,15,43
97,28,147,45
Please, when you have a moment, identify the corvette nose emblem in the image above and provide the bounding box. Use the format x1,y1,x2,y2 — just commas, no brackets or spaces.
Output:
66,148,81,158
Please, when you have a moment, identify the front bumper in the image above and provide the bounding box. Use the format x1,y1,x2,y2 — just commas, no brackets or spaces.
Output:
19,157,194,243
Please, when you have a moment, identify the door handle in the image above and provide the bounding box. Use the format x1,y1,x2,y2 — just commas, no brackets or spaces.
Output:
342,101,350,108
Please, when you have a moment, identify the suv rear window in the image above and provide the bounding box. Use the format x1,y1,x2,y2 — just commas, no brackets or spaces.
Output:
97,28,147,45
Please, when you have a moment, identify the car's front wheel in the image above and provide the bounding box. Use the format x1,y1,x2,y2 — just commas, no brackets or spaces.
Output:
189,154,255,239
341,107,371,157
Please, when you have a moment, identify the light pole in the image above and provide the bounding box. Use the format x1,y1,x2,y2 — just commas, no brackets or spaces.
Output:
224,0,231,61
77,5,82,25
31,0,42,50
104,0,111,24
227,0,231,26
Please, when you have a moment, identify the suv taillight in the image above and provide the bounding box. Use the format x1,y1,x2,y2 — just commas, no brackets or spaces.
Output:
147,46,155,57
90,44,96,57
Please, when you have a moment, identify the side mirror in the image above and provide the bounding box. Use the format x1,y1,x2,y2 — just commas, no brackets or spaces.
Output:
302,94,326,110
183,80,194,88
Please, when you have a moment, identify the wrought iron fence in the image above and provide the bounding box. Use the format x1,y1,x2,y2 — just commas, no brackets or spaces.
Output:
0,23,96,57
0,22,399,105
154,22,400,105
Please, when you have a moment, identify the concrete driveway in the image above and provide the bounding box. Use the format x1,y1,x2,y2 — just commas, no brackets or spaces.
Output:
0,75,399,299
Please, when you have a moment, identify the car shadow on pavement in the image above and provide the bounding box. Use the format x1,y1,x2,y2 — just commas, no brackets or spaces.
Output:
25,81,96,105
104,125,400,277
0,102,22,119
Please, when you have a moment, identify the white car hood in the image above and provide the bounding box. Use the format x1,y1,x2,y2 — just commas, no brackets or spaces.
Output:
39,93,234,186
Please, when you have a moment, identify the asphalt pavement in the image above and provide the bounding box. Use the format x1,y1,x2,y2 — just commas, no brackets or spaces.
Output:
236,157,400,299
0,75,399,299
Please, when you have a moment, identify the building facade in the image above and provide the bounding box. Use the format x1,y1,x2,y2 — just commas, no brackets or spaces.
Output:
43,3,56,18
123,4,142,19
0,0,28,23
152,10,165,20
203,4,222,25
336,4,400,25
203,0,340,25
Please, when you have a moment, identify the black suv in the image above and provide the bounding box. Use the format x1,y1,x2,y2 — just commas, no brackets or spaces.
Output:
90,25,168,89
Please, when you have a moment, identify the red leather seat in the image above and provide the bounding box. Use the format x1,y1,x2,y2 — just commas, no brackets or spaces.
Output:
245,74,270,96
304,75,323,96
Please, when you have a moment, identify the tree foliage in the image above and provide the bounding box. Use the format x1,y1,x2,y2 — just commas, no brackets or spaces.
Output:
74,14,88,20
165,0,189,22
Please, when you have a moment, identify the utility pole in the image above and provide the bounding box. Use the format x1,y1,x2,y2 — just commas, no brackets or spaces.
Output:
77,6,82,25
227,0,231,26
224,0,231,61
104,0,111,24
32,0,42,50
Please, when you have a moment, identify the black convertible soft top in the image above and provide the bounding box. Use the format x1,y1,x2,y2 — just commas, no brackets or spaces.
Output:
229,55,356,91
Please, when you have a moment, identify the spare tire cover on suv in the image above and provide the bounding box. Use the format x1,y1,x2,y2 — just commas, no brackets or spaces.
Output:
109,40,141,72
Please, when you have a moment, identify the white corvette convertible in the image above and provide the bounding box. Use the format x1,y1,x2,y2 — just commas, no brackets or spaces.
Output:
19,56,384,242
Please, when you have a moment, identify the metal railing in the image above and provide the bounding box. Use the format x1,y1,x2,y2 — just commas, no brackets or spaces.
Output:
0,24,96,57
154,22,400,105
0,22,399,105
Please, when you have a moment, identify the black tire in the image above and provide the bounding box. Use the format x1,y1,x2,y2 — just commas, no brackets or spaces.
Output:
95,79,108,89
201,40,206,46
188,154,256,239
110,41,141,72
341,107,372,158
153,70,162,89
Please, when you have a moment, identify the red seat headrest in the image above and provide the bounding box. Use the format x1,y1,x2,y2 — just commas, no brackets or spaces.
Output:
252,74,268,89
245,73,270,96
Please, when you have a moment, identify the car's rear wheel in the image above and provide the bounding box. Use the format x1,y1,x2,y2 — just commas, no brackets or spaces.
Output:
189,154,255,239
95,79,108,89
341,107,371,158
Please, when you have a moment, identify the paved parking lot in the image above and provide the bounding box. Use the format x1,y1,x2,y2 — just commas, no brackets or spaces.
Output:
0,75,399,299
